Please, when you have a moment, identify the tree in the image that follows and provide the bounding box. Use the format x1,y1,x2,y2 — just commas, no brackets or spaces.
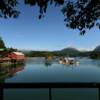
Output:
0,37,6,48
0,0,19,18
0,0,100,34
62,0,100,35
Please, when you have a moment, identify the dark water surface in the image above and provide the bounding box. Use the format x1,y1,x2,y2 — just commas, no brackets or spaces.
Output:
4,88,98,100
0,57,100,83
1,57,100,100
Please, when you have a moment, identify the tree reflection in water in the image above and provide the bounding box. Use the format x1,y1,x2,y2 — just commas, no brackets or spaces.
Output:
0,64,25,83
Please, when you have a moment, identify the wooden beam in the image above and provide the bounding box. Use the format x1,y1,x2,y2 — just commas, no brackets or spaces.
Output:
49,88,52,100
1,83,99,88
0,88,3,100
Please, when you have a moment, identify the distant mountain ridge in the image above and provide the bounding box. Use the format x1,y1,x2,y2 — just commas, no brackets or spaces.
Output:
21,47,93,57
53,47,81,56
94,45,100,52
60,47,80,53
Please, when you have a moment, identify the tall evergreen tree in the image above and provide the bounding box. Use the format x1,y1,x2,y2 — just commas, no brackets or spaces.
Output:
0,37,6,48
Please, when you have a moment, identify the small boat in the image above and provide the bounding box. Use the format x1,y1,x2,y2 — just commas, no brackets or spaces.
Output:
59,57,79,65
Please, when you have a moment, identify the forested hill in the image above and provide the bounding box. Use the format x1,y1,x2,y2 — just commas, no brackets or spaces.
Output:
60,47,79,53
94,45,100,52
22,47,91,57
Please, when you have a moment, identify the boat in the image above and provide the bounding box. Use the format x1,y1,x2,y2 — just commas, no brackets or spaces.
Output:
59,57,79,65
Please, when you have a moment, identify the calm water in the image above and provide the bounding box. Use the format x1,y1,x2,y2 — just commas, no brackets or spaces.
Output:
0,57,100,83
1,57,100,100
4,88,98,100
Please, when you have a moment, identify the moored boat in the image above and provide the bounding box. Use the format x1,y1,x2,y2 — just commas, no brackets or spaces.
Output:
59,57,79,65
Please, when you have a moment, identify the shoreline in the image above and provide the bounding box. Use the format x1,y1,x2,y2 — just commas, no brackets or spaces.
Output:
0,61,25,66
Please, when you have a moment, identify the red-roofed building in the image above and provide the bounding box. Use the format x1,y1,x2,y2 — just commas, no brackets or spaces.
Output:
8,52,25,62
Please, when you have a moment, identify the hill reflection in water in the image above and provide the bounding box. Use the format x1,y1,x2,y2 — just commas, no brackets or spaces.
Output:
1,57,100,83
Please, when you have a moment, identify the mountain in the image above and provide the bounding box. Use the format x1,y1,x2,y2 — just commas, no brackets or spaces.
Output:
60,47,80,53
94,45,100,52
89,45,100,59
53,47,80,57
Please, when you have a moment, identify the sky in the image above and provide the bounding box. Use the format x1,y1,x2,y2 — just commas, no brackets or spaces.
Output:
0,1,100,51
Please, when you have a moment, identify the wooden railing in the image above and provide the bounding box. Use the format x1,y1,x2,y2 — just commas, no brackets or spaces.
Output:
0,83,100,100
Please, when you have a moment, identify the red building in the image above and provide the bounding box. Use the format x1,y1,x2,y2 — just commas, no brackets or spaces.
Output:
8,52,25,62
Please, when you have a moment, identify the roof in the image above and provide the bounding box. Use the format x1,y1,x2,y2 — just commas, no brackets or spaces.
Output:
12,52,24,56
0,48,5,51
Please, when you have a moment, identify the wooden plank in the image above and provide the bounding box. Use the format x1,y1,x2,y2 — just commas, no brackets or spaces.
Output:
0,88,3,100
99,88,100,100
0,83,100,88
49,88,52,100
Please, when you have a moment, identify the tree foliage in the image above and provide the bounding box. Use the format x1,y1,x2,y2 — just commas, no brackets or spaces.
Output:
0,0,19,18
0,37,6,48
24,0,64,19
0,0,100,34
62,0,100,34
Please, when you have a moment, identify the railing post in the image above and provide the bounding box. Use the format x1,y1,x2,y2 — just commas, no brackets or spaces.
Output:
0,88,3,100
98,88,100,100
49,88,52,100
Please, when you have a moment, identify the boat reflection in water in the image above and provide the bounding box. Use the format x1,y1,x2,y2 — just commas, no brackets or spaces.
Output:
44,60,52,67
44,57,53,67
0,64,25,83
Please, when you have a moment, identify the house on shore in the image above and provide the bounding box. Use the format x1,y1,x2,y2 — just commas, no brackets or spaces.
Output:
8,52,25,62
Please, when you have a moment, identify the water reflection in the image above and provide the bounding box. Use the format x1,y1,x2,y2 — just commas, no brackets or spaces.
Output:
0,64,25,83
84,58,100,68
44,62,52,67
1,57,100,83
44,59,52,67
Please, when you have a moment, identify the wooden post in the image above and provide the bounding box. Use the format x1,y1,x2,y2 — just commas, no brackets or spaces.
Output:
49,88,52,100
0,88,3,100
99,88,100,100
